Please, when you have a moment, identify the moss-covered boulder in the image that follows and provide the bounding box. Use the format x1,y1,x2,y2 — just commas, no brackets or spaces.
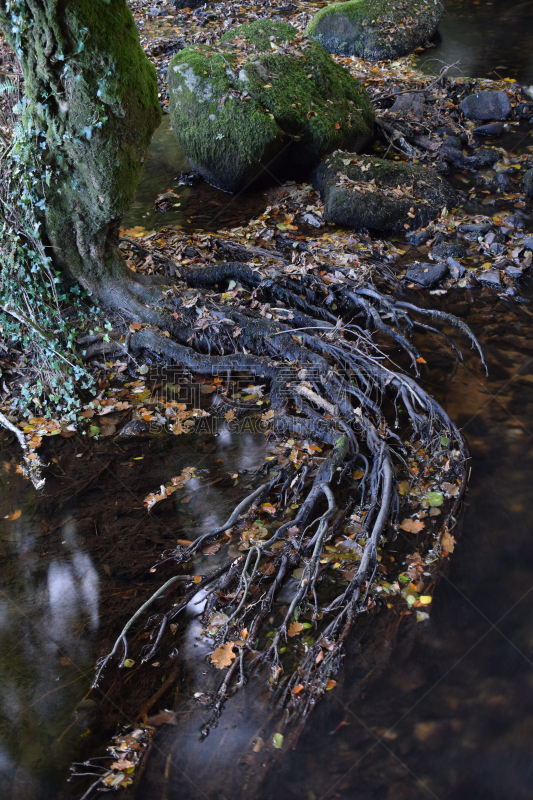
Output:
306,0,444,61
167,19,374,192
314,153,457,233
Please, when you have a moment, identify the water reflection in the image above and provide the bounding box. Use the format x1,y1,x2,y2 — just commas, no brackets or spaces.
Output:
416,0,533,84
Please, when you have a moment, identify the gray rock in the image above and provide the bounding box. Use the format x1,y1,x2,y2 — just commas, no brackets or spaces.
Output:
518,235,533,249
490,173,515,193
306,0,444,61
168,19,374,193
407,229,432,246
506,265,523,278
439,144,479,171
405,262,448,289
523,169,533,197
447,257,465,279
473,122,505,136
456,222,492,236
477,270,501,285
459,91,512,121
390,92,425,120
431,242,467,260
475,147,500,166
313,153,457,234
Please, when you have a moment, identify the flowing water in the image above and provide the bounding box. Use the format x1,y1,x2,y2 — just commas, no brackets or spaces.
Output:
2,2,533,799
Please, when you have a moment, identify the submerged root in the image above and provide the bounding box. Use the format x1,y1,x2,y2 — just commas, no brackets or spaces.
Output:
85,254,476,765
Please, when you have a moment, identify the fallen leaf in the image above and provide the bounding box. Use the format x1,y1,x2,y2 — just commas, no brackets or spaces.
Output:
326,679,337,690
272,733,284,749
287,621,304,637
225,409,236,422
130,322,142,331
399,519,425,533
210,642,237,669
4,509,21,521
202,542,221,555
441,531,456,552
419,595,432,605
292,684,304,694
416,357,427,364
177,539,193,546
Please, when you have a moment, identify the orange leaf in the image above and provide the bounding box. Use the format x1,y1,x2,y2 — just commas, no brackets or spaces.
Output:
416,357,427,364
399,518,425,533
326,679,337,690
177,539,193,546
5,509,21,521
193,575,202,584
130,322,142,331
334,122,340,129
210,642,237,669
287,621,304,637
292,684,304,694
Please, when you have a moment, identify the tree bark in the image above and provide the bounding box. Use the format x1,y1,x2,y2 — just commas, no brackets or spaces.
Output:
0,0,162,314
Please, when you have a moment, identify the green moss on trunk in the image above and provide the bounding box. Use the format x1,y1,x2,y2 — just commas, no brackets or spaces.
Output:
0,0,161,304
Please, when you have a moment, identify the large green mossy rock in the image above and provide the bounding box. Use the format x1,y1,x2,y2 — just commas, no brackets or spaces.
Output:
167,19,374,192
306,0,444,61
314,153,457,233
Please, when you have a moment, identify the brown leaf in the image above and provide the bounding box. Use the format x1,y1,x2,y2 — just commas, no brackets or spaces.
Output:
177,539,193,546
399,518,425,534
110,759,132,771
5,509,21,521
441,532,456,553
202,542,221,555
130,322,142,331
210,642,237,669
287,621,304,637
292,684,304,694
224,409,236,422
79,408,94,419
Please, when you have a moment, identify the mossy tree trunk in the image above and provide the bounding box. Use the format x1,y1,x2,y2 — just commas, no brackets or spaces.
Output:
0,0,162,315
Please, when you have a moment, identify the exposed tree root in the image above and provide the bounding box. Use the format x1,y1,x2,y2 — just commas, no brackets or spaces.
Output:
79,250,478,795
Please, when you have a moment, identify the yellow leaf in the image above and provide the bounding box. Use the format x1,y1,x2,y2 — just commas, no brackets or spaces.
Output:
419,595,432,605
441,531,456,553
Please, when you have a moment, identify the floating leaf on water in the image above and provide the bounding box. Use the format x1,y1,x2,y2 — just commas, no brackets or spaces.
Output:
209,611,229,627
399,518,425,533
4,509,21,521
210,642,237,669
424,491,444,507
287,621,304,637
419,595,432,605
123,659,135,668
441,531,456,553
326,679,337,690
272,733,284,749
440,436,450,446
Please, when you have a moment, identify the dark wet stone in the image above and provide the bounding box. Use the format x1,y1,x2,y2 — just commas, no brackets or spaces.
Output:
119,419,150,437
518,235,533,249
405,262,448,288
478,270,501,285
391,92,425,120
473,122,505,136
406,229,432,246
447,257,465,279
523,169,533,197
475,147,500,166
490,242,506,255
456,222,492,235
439,144,479,170
442,135,463,148
431,242,467,260
506,265,523,278
502,214,524,229
459,91,512,121
490,173,515,192
314,154,457,234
